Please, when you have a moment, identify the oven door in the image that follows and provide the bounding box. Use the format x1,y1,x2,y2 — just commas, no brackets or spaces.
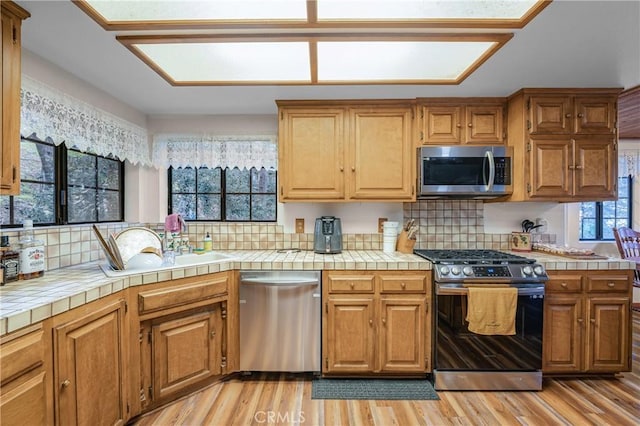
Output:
434,283,544,390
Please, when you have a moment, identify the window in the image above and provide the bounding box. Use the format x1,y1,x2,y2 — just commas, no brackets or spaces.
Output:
579,176,632,240
169,167,276,222
0,136,125,227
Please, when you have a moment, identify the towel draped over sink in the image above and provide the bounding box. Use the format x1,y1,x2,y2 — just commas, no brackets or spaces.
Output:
465,286,518,335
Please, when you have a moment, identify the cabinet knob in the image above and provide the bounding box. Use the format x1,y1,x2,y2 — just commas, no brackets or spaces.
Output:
350,282,354,289
210,331,216,338
577,318,583,323
339,166,344,172
575,165,584,169
401,282,406,289
351,166,355,172
565,113,572,118
456,123,462,128
468,123,473,127
577,113,584,118
369,319,373,326
61,379,71,389
561,282,568,288
382,318,386,325
607,282,615,288
590,318,596,324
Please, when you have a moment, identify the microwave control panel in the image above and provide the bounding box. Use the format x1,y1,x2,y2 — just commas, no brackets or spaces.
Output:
494,158,511,185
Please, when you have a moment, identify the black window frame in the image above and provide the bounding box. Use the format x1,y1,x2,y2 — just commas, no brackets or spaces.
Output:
0,135,125,228
168,166,277,222
579,175,633,241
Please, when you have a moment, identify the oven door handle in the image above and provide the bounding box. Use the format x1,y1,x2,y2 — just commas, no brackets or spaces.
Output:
436,286,545,296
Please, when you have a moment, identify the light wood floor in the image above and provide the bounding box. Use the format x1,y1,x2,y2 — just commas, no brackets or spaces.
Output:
132,311,640,426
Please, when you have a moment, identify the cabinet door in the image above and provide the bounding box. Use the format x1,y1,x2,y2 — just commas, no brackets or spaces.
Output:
573,137,615,199
0,370,50,426
278,108,345,201
1,9,22,195
348,107,414,200
421,105,462,144
585,297,629,372
528,137,572,198
152,308,221,401
542,296,583,373
464,105,504,144
324,297,375,373
574,96,617,135
529,96,572,134
379,297,426,373
55,299,127,426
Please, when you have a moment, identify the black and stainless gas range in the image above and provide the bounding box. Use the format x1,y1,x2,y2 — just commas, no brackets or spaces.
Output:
413,249,548,391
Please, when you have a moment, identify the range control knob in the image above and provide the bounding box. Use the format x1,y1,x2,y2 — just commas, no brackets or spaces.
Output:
533,265,545,276
462,266,474,276
522,266,533,275
439,266,450,276
451,266,461,275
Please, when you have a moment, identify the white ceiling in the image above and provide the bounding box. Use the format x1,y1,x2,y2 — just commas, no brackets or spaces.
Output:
15,0,640,116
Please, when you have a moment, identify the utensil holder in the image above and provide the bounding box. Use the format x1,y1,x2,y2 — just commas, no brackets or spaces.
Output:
396,230,416,254
510,232,532,252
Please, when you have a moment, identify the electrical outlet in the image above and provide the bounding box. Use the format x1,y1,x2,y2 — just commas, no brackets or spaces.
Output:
295,218,304,234
378,218,388,233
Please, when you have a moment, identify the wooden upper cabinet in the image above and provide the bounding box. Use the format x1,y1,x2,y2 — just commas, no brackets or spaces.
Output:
1,2,29,195
277,101,415,202
419,100,505,145
349,107,414,200
278,108,345,201
507,88,621,202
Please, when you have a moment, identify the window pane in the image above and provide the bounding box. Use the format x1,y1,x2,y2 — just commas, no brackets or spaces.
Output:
172,168,196,193
226,194,250,220
14,182,56,224
197,168,222,193
68,151,97,187
226,168,250,192
580,202,596,218
251,168,276,193
251,195,276,221
98,158,121,190
581,218,596,239
197,194,221,220
619,176,629,196
68,187,97,223
172,194,196,219
21,140,55,182
98,190,121,221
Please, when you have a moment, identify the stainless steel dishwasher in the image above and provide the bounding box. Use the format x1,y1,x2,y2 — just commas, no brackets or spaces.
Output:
239,270,321,372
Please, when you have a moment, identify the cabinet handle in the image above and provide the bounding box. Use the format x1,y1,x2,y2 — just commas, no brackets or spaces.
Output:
210,330,216,338
590,318,596,324
61,379,71,389
561,282,568,288
575,165,584,169
568,165,575,170
577,318,583,323
607,282,615,288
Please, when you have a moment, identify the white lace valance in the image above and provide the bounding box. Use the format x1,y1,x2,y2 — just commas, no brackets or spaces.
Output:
152,134,277,169
20,75,151,166
619,150,639,177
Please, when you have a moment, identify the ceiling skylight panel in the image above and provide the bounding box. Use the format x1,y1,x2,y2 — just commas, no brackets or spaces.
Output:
316,41,497,82
133,42,311,83
82,0,307,22
317,0,543,21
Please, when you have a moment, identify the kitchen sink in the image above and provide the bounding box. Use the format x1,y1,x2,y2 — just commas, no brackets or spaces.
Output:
100,251,236,277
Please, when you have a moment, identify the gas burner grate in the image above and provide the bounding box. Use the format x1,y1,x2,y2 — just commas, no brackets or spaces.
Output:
413,249,534,264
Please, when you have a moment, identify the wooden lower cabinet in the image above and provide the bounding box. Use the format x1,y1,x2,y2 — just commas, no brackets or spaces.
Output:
323,271,431,375
53,297,128,426
543,271,631,374
0,323,53,426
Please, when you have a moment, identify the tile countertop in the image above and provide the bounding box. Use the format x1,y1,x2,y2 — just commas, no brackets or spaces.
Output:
0,249,634,336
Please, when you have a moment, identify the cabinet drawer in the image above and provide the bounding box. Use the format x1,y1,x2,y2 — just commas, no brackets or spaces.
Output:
586,275,630,292
546,277,583,293
0,325,45,385
139,276,228,314
327,275,375,293
379,275,426,293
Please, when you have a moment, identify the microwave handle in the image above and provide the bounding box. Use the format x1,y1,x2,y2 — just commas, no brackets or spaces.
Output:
485,150,496,191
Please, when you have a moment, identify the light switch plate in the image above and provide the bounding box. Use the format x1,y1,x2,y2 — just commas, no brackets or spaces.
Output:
378,218,388,233
295,218,304,234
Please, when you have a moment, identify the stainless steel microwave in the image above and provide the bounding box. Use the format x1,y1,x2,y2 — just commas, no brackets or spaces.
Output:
417,146,512,199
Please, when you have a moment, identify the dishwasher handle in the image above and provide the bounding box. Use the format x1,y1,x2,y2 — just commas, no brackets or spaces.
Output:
240,277,319,287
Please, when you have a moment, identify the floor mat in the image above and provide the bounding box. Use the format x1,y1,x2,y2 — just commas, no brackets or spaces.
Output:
311,378,439,400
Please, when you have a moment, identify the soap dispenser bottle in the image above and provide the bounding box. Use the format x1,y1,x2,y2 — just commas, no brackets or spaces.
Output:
203,232,213,251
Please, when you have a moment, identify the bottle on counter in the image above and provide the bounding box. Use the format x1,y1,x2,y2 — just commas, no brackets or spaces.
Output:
0,235,20,283
203,232,213,251
18,219,46,280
